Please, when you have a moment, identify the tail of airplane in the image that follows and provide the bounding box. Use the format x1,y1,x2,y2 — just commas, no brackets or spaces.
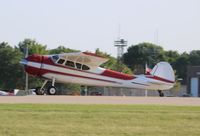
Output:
150,62,175,83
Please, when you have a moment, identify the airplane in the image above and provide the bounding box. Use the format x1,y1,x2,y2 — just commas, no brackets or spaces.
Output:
20,51,175,96
0,90,14,96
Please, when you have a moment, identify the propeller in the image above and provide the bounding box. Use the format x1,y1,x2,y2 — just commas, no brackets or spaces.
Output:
19,47,29,92
25,47,29,92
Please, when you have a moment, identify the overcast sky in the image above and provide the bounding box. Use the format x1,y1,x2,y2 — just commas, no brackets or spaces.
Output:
0,0,199,56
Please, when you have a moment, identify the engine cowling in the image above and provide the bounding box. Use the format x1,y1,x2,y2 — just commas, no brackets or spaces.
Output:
24,54,42,76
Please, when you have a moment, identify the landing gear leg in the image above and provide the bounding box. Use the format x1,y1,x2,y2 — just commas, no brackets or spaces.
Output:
47,78,57,95
158,90,164,97
35,80,48,95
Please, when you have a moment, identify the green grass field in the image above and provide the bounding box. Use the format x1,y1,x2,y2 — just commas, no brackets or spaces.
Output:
0,104,200,136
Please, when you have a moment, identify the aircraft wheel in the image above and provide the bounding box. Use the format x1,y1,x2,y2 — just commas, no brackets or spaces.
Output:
160,92,164,97
158,90,164,97
35,87,45,95
47,86,57,95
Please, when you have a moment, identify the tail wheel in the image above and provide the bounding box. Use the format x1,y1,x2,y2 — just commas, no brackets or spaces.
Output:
47,86,57,95
35,87,45,95
158,90,164,97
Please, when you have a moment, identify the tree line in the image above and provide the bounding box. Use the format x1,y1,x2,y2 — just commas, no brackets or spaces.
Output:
0,39,199,91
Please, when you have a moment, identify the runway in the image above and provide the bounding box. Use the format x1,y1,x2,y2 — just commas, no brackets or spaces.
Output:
0,96,200,106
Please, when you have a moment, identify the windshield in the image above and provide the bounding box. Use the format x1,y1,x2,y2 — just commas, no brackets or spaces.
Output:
52,55,59,62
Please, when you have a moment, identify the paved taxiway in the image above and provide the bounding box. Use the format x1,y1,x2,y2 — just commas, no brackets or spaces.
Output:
0,96,200,106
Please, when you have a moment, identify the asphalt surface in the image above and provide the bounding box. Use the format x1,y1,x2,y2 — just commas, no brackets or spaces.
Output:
0,96,200,106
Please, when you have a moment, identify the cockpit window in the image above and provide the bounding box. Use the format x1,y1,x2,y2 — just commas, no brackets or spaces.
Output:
82,64,90,70
55,57,90,70
52,55,59,62
76,63,82,69
57,59,65,64
65,61,75,68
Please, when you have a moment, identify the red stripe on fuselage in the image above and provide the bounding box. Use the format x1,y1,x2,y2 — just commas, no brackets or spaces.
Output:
146,75,175,84
101,69,135,80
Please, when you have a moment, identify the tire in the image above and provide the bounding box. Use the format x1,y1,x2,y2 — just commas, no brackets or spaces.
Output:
47,86,57,95
35,87,45,95
158,90,164,97
160,92,164,97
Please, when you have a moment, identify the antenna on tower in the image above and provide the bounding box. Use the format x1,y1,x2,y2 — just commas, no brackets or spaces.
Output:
154,29,159,45
118,24,121,40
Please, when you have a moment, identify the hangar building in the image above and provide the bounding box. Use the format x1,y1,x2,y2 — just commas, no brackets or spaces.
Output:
187,66,200,97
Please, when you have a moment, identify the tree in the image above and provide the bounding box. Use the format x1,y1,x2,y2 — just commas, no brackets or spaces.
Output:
164,50,180,64
173,52,189,84
0,42,24,89
172,50,200,84
18,39,48,55
123,43,166,74
189,50,200,66
49,46,79,54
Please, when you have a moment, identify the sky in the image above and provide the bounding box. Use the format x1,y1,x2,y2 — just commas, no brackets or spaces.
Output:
0,0,200,57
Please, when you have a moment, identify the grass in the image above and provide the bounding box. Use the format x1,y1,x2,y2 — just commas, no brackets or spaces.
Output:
0,104,200,136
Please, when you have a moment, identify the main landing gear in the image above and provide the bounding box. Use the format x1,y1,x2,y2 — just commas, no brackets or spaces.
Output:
157,90,164,97
35,78,57,95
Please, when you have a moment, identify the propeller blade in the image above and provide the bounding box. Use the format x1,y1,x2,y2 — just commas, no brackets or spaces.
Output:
23,47,29,92
19,59,28,65
25,73,29,92
25,47,28,58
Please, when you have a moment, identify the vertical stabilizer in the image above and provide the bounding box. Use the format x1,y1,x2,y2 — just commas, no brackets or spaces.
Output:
150,62,175,83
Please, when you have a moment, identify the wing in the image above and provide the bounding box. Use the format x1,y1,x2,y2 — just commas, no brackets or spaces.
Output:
58,52,108,67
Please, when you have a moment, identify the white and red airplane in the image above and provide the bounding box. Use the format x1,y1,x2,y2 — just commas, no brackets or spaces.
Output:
20,52,175,96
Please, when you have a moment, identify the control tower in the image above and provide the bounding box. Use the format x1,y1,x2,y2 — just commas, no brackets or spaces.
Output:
114,38,127,60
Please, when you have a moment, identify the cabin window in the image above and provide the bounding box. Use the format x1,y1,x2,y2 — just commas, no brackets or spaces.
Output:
76,63,82,69
57,59,65,64
52,55,59,62
65,61,75,68
82,64,90,70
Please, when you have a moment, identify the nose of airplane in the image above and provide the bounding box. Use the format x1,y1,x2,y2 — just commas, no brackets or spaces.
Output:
20,54,43,76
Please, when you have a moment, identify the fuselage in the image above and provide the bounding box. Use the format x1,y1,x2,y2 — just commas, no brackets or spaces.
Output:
22,54,175,90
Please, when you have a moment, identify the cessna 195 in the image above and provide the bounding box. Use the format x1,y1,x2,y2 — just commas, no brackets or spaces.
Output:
20,52,175,96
